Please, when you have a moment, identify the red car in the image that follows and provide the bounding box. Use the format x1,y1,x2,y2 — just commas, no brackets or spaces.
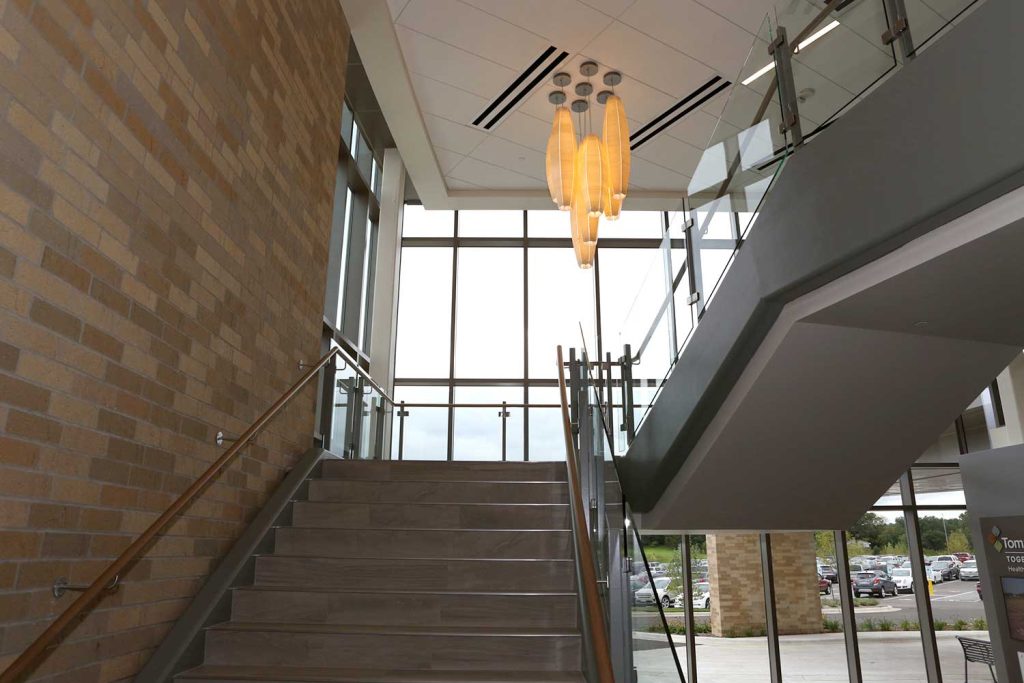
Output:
977,582,983,601
953,552,973,563
819,575,832,595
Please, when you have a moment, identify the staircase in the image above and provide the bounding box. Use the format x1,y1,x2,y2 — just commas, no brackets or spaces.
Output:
175,459,584,683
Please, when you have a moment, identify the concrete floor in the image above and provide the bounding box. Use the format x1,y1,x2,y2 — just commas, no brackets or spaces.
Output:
634,630,995,682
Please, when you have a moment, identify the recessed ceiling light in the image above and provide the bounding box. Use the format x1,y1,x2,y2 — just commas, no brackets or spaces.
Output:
741,20,841,86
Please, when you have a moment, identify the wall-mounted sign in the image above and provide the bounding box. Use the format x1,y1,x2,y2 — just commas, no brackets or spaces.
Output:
982,516,1024,681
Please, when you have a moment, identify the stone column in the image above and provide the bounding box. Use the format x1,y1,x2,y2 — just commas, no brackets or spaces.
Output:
707,532,823,636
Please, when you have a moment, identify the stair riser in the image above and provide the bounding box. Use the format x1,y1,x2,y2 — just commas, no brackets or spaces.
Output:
204,630,580,671
274,528,572,560
308,480,568,504
254,557,576,592
321,460,567,482
230,590,577,628
291,502,570,530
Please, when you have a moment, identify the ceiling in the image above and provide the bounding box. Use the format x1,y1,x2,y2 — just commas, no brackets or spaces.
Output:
341,0,964,208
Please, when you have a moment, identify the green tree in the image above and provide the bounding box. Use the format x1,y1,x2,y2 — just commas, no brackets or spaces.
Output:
946,530,971,553
849,513,887,550
815,531,836,560
918,516,949,553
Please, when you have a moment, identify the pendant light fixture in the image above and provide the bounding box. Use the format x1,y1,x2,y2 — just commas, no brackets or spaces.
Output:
546,64,629,269
600,81,630,200
545,89,576,210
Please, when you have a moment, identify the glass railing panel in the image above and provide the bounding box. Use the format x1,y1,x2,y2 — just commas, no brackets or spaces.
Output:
391,386,448,460
452,386,525,461
330,356,360,456
904,0,980,55
773,0,898,136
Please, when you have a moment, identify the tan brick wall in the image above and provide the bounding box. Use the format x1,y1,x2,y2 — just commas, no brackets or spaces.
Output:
707,532,823,636
0,1,349,680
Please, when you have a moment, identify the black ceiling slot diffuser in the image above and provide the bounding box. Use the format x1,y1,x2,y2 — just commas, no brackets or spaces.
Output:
472,46,569,130
629,76,732,150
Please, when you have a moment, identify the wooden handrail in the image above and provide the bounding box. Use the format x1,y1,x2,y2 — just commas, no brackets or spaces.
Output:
556,346,615,683
0,347,344,683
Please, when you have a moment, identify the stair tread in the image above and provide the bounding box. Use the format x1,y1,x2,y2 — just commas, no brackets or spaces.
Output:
207,622,579,637
255,554,572,562
313,478,568,484
178,664,584,682
236,586,575,596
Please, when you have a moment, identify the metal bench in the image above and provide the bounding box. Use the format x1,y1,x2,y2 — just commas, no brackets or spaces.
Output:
956,636,997,682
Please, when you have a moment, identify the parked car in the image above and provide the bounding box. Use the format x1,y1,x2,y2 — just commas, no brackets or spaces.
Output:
853,570,897,598
959,560,980,580
849,563,865,573
977,582,983,601
953,552,973,563
891,567,914,593
819,574,832,595
931,560,959,581
693,589,711,610
818,564,838,584
927,565,944,584
635,576,675,608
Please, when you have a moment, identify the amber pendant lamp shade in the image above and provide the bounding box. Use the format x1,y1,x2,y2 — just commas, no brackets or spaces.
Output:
569,201,596,269
602,153,622,220
573,233,597,269
602,94,630,200
572,152,599,244
545,106,576,210
576,134,605,217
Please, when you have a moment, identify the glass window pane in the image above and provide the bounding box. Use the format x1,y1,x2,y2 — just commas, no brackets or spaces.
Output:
459,210,523,237
597,210,664,239
454,248,524,378
528,388,564,462
452,386,524,461
911,468,965,507
528,210,569,237
403,204,454,237
393,386,448,460
527,248,595,378
395,247,452,378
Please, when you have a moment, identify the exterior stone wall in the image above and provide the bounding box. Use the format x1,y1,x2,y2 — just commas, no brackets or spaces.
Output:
0,1,349,680
707,532,823,636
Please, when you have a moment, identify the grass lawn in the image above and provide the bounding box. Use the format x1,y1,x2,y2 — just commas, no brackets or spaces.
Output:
641,544,708,564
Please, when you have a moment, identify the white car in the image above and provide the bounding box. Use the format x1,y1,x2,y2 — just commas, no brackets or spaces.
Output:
959,560,980,580
635,576,675,608
891,567,914,593
671,588,712,610
927,566,944,584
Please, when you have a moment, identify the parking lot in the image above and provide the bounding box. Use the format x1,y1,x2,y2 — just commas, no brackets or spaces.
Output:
632,576,985,631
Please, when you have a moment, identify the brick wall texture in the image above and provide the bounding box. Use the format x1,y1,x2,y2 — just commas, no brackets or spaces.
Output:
0,0,349,680
707,532,824,636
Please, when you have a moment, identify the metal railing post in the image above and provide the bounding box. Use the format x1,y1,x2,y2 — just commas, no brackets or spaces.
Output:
396,401,408,461
881,0,915,60
770,25,803,147
499,400,510,462
620,344,636,445
680,535,698,683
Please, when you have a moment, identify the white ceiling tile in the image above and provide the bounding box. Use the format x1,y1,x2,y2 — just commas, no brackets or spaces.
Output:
469,136,547,182
579,0,637,17
396,26,517,100
692,0,777,35
621,0,758,77
410,73,489,123
397,0,551,69
435,148,466,173
662,106,730,149
633,134,704,176
448,156,547,190
459,0,615,53
629,156,690,192
447,176,487,190
387,0,410,21
422,114,487,155
489,111,551,153
581,21,718,99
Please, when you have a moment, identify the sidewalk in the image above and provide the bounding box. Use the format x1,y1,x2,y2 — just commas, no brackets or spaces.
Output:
634,630,993,682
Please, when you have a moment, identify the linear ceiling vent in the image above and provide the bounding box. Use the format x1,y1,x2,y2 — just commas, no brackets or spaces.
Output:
472,46,569,130
630,76,731,150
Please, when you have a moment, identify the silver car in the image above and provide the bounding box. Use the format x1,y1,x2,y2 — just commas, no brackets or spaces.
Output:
959,560,979,580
